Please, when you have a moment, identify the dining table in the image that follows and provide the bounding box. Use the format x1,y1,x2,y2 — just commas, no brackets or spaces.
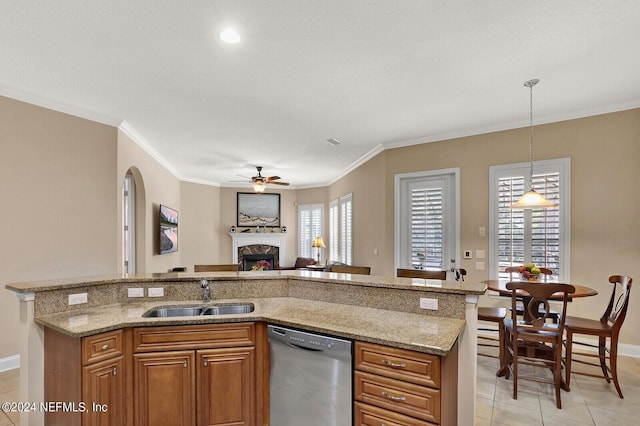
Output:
482,279,598,381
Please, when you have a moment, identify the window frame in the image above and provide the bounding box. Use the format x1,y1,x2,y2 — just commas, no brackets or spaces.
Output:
394,168,460,274
488,158,571,281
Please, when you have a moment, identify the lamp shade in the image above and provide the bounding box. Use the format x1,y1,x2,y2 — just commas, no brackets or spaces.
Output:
311,237,326,248
509,189,558,209
252,181,266,193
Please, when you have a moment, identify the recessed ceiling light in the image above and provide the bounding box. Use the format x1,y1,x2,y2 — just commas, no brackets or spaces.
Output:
219,28,241,44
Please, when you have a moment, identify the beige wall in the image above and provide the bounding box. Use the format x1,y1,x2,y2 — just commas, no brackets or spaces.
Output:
329,109,639,347
117,129,182,273
0,96,118,360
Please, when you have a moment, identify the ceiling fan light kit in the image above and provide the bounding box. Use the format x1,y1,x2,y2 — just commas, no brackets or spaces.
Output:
509,79,558,210
243,166,290,193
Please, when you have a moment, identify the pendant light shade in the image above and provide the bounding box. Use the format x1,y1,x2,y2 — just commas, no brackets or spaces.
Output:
509,79,557,209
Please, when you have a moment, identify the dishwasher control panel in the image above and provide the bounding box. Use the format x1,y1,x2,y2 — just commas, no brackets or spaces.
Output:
268,325,351,352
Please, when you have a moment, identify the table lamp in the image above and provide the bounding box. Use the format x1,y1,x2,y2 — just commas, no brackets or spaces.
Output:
311,237,326,264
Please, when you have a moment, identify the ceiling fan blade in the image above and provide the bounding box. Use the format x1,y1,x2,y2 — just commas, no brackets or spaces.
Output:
264,176,281,182
269,181,290,186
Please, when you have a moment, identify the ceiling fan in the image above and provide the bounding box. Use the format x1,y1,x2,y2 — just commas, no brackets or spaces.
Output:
237,166,290,193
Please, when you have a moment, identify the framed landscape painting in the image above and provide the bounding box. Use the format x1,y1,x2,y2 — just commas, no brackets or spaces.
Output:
237,192,281,227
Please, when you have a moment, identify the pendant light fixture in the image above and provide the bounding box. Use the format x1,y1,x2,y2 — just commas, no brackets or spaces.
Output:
509,79,558,209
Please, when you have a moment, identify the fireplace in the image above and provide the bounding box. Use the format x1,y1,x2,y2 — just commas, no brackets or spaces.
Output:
230,232,285,269
242,254,275,271
238,244,280,270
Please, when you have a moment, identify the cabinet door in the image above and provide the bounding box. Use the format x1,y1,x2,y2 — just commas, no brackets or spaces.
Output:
134,351,195,426
82,356,125,426
197,347,256,426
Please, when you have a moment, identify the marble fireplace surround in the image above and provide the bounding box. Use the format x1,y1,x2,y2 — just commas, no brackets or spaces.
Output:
230,232,285,269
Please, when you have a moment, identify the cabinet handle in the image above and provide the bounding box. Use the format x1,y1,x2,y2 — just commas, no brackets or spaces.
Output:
203,359,208,367
381,391,406,402
381,359,407,368
101,344,110,350
112,367,117,376
183,360,188,368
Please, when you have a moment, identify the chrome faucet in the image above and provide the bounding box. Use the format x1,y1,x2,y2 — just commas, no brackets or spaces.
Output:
200,279,210,303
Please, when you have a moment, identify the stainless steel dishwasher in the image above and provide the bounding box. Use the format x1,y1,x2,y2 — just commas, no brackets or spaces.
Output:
268,325,352,426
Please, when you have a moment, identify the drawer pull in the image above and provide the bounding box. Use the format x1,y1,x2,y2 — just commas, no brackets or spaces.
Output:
101,344,110,350
381,359,407,368
112,367,117,376
203,359,208,367
183,360,188,368
381,391,407,402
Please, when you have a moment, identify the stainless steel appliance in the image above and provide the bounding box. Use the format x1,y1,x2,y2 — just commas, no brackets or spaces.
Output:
268,325,352,426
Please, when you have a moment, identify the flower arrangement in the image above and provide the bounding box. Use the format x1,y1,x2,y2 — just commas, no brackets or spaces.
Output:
252,260,271,271
518,263,541,281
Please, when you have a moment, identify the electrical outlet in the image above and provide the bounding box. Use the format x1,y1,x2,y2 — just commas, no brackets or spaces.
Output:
420,298,438,310
68,293,88,305
148,287,164,297
128,288,144,297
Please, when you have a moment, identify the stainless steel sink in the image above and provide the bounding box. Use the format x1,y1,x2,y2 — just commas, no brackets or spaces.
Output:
142,303,254,318
203,304,254,315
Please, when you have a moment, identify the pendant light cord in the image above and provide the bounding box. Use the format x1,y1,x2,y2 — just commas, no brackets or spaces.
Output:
525,79,539,189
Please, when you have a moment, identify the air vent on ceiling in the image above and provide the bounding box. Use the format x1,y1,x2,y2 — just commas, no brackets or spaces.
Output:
325,138,342,146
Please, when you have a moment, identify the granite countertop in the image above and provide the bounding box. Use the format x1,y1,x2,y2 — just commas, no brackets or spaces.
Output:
35,297,465,356
6,269,487,295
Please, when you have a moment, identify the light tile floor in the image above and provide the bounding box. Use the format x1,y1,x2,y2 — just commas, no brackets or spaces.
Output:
2,352,639,426
0,369,19,426
476,348,640,426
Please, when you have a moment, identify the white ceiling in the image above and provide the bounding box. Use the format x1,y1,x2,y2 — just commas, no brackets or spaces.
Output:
2,1,639,188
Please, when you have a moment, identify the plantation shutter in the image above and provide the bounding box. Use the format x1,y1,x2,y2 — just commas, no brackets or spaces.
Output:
410,186,443,270
329,200,339,262
298,204,322,258
493,162,566,281
340,194,353,265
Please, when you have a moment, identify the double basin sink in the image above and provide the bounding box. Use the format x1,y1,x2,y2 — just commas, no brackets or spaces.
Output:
142,303,254,318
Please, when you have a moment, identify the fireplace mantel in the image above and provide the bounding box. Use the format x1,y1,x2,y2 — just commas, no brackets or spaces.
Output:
229,232,286,264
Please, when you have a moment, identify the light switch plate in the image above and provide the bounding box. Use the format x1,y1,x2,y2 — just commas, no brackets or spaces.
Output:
420,298,438,310
68,293,88,305
463,250,472,259
476,250,486,259
148,287,164,297
128,288,144,297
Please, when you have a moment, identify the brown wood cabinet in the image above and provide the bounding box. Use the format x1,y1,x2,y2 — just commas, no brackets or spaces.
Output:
354,341,458,426
132,323,262,426
45,322,267,426
45,328,130,426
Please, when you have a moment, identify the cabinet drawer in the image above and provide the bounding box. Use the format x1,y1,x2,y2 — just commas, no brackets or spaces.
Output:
354,371,440,424
82,329,123,365
355,341,440,388
355,402,437,426
133,323,255,352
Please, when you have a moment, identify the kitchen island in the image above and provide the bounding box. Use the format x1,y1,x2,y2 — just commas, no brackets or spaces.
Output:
7,270,486,425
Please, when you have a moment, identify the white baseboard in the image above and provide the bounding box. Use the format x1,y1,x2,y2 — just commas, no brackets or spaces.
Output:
0,354,20,372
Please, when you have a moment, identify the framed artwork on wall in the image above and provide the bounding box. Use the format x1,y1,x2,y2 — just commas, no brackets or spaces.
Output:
237,192,281,227
159,204,178,254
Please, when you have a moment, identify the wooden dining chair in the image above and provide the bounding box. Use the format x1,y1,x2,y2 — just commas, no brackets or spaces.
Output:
563,275,633,398
397,268,447,280
194,264,239,272
503,281,575,409
330,265,371,275
505,266,558,323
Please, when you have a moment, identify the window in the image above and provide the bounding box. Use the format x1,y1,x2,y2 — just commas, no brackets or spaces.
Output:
395,170,458,273
298,204,323,258
329,193,353,264
489,158,571,281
